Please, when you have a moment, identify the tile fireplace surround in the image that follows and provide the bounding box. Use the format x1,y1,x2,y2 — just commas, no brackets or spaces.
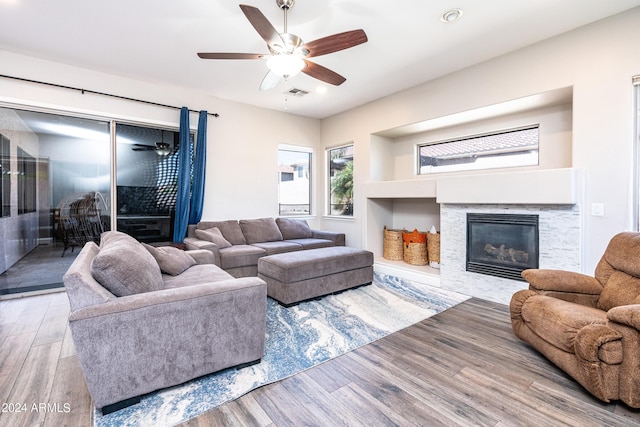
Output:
364,168,581,305
440,204,581,304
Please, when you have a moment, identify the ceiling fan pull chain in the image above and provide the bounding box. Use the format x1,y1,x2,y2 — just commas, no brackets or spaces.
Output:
283,5,288,34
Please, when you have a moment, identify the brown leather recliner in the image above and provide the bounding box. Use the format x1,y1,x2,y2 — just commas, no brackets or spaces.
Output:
510,232,640,408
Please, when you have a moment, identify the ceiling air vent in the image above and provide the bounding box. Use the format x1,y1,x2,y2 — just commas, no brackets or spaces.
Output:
284,88,309,97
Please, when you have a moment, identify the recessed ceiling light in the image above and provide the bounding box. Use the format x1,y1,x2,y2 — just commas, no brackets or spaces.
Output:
441,8,463,23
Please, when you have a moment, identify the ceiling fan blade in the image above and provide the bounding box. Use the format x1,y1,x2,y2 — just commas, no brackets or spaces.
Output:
239,4,285,49
198,52,265,60
259,70,281,91
132,145,154,151
302,60,346,86
301,29,368,58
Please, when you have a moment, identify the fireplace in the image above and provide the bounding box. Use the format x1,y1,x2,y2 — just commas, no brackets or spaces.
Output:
466,213,539,281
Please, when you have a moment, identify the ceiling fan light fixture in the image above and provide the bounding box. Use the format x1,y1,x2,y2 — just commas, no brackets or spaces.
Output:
267,54,306,79
155,142,172,156
441,8,463,23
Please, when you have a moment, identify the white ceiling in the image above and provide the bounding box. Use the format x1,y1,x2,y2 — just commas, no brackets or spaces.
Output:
1,0,639,119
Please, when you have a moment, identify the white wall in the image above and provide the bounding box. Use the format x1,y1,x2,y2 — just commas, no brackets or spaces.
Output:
0,50,321,227
319,8,640,273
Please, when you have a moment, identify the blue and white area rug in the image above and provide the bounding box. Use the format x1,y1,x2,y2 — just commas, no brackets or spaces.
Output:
94,273,469,427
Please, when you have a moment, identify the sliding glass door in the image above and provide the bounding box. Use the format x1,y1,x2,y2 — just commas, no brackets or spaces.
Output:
0,107,111,295
115,123,182,243
0,107,190,296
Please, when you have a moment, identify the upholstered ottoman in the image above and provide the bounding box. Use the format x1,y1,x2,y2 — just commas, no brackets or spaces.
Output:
258,246,374,306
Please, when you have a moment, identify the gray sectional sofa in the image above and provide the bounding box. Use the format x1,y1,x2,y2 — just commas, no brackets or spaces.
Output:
184,217,345,277
63,231,267,413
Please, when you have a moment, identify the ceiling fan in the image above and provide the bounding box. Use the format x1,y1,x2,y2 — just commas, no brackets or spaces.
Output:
197,0,368,91
131,130,173,156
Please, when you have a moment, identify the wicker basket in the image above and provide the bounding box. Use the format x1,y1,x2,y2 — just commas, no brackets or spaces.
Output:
402,229,428,265
427,232,441,267
383,226,404,261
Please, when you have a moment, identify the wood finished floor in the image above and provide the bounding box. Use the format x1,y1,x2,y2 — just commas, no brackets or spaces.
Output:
1,292,639,427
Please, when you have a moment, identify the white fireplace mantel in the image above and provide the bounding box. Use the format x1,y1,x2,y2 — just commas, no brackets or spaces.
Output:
363,167,580,204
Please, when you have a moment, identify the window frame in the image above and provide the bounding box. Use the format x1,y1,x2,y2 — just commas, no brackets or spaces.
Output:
277,145,312,216
0,134,10,217
416,124,540,175
17,147,37,215
326,144,354,217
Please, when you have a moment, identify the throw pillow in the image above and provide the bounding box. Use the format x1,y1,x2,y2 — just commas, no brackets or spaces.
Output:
91,238,163,297
99,230,138,247
195,227,232,248
142,243,196,276
239,218,283,244
197,220,246,245
276,218,313,239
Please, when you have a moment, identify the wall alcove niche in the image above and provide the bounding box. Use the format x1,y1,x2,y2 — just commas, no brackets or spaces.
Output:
363,87,580,303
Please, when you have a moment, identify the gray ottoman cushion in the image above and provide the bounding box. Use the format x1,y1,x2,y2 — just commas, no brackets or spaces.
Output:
258,246,374,305
259,246,373,283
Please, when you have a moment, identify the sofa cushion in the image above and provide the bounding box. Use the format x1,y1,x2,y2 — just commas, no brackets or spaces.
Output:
276,218,313,239
195,227,232,248
163,264,234,288
91,235,163,297
197,220,246,245
282,238,335,250
240,218,283,244
251,241,303,255
521,295,608,353
142,243,196,276
219,245,266,270
597,270,640,311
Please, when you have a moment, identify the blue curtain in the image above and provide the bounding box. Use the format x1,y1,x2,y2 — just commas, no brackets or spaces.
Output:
173,107,191,243
189,111,207,224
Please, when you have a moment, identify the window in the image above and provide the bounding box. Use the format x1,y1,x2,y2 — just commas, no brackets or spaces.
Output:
278,147,311,215
417,125,539,174
327,145,353,216
0,134,9,217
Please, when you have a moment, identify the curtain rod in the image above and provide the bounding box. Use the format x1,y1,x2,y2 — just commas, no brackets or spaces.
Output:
0,74,219,118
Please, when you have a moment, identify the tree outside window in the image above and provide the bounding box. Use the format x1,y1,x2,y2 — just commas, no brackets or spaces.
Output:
328,145,353,216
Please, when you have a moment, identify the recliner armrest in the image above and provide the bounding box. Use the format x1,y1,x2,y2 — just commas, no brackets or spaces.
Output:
522,269,603,294
574,324,622,363
607,304,640,330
